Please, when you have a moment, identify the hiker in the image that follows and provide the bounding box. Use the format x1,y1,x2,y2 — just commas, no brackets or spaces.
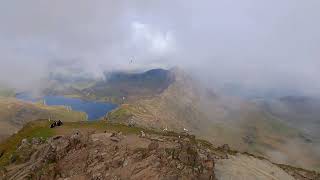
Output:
57,120,63,126
49,120,63,128
50,123,55,128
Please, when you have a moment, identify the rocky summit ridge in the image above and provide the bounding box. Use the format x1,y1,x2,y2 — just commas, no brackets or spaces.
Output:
1,122,319,180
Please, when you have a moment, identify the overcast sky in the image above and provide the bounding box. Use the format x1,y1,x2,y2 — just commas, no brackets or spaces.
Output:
0,0,319,96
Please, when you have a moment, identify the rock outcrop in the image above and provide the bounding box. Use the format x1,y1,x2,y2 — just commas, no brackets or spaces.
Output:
1,130,319,180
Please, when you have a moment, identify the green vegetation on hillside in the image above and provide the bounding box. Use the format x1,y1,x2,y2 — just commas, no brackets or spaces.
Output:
108,107,132,122
0,97,87,144
0,97,87,123
42,105,88,122
0,120,54,166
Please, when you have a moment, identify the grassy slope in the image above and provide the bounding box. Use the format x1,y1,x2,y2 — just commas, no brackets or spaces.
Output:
108,106,133,123
0,97,87,142
0,120,54,166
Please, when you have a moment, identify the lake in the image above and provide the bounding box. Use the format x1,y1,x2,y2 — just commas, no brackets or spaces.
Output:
16,93,118,121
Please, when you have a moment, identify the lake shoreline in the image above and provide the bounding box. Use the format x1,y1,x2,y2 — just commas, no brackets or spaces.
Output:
16,93,118,121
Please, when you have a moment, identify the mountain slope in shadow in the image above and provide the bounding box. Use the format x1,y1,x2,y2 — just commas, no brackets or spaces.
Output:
46,69,174,103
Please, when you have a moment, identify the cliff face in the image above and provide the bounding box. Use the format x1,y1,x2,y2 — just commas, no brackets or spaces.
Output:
1,121,318,180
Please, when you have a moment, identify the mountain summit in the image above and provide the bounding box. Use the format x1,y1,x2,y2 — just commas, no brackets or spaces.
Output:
1,120,318,180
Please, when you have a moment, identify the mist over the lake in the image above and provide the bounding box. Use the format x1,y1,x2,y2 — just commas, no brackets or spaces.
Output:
0,0,320,97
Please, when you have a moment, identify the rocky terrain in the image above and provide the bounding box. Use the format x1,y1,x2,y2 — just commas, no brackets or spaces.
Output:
2,68,319,175
0,120,319,180
107,69,320,171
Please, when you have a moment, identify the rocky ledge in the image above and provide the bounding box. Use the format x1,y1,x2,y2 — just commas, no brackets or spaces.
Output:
1,130,319,180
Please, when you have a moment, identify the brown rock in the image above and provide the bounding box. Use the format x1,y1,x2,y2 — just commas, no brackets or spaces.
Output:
70,130,82,148
148,141,159,151
18,138,30,149
110,137,120,142
111,159,123,168
110,132,117,137
31,137,42,145
203,160,214,170
176,163,184,170
3,130,312,180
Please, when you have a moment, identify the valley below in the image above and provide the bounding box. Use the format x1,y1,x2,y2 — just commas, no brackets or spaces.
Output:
16,93,118,120
0,68,320,179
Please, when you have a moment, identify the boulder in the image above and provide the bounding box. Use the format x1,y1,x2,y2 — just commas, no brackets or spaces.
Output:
171,141,199,166
70,131,82,145
18,138,30,150
110,137,120,142
31,137,42,145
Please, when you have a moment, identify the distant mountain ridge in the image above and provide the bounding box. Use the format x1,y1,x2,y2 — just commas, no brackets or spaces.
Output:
45,68,174,103
256,96,320,139
89,68,174,100
107,68,320,171
41,68,320,171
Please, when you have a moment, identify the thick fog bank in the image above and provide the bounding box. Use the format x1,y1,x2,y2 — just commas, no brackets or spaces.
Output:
0,0,319,97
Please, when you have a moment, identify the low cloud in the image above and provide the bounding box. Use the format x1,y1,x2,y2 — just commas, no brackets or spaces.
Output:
0,0,320,96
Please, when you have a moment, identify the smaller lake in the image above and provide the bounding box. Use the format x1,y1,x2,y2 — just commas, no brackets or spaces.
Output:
16,93,118,121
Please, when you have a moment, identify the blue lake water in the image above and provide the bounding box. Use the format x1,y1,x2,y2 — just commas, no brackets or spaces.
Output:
16,93,118,121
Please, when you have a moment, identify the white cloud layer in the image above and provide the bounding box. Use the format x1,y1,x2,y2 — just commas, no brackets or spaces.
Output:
0,0,320,96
